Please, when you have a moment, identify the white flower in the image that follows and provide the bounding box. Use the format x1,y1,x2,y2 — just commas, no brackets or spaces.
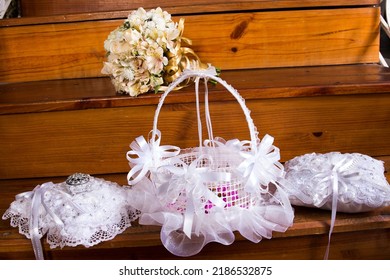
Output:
126,82,141,97
101,7,182,96
102,7,211,96
146,44,167,74
122,68,134,81
123,29,141,45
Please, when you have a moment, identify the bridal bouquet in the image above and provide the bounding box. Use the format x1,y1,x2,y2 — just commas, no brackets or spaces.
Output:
102,7,210,96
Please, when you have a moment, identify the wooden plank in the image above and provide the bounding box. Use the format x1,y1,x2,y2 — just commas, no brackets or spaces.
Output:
0,7,379,83
1,174,389,259
1,201,389,259
1,65,390,115
2,228,384,259
19,0,379,17
188,7,380,71
2,215,389,259
46,229,390,259
1,93,389,179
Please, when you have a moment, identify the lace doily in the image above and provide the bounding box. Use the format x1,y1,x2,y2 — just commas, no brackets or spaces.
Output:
284,152,390,213
2,174,139,259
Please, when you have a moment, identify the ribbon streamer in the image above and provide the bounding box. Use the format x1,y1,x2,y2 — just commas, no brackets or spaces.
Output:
15,183,85,260
160,18,209,91
158,156,230,238
313,158,360,259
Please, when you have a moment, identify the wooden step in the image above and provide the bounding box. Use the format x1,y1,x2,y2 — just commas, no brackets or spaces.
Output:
0,0,389,261
0,4,380,83
0,173,389,260
18,0,379,17
1,65,390,179
2,64,390,114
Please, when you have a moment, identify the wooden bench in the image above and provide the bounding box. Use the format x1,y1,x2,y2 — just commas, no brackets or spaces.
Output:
1,0,389,259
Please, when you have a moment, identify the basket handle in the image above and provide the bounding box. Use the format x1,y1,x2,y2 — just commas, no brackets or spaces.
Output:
193,76,215,152
151,67,259,153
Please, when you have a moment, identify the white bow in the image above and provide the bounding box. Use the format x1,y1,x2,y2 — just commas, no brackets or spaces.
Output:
313,157,360,259
158,155,230,238
15,183,85,260
237,134,284,194
127,129,180,185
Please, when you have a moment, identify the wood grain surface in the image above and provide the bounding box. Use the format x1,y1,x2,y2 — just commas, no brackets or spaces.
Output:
0,0,388,260
18,0,379,17
0,8,379,83
1,92,389,179
2,65,390,114
0,174,389,259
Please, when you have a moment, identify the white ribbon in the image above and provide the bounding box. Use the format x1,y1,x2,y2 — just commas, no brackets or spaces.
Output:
237,134,284,194
273,181,295,223
158,155,229,238
313,157,360,259
127,129,180,185
192,70,217,152
203,137,250,163
204,137,249,151
15,182,85,260
184,65,218,79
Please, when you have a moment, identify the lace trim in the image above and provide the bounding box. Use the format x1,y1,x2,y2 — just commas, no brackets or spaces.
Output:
2,176,140,250
46,209,137,248
284,152,390,212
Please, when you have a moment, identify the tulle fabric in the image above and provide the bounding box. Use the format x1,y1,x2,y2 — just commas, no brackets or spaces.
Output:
126,68,295,257
284,152,390,213
3,176,139,249
128,174,294,257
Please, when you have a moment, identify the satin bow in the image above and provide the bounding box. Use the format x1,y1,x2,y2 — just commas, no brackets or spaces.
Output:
127,129,180,185
313,157,360,259
237,134,284,194
204,137,248,151
158,155,230,238
15,182,85,260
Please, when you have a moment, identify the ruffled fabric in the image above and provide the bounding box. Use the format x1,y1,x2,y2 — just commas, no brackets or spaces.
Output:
127,137,294,257
284,152,390,213
3,174,139,259
126,68,294,257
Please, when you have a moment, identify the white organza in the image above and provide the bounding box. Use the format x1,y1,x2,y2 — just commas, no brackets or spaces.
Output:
129,176,293,257
126,68,294,257
3,175,139,256
284,152,390,213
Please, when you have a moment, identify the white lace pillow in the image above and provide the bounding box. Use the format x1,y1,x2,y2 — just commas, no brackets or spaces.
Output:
3,173,139,259
284,152,390,213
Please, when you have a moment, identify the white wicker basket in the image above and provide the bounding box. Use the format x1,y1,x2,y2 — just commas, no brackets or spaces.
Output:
126,67,294,257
